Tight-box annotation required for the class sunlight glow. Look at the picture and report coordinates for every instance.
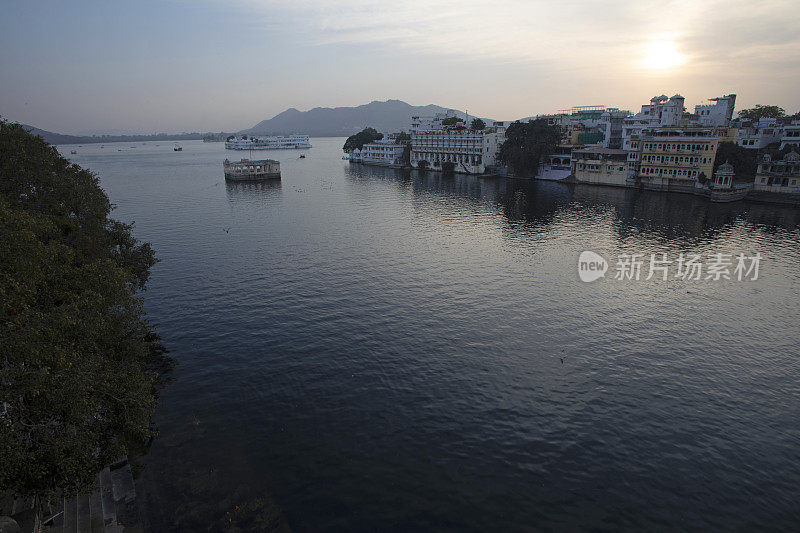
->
[642,39,686,70]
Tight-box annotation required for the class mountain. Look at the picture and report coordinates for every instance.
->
[243,99,493,137]
[17,125,220,145]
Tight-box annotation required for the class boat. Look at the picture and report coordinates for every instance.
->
[70,150,77,155]
[174,144,183,152]
[225,135,311,150]
[298,154,306,159]
[223,158,280,181]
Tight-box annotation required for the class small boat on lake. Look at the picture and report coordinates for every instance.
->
[174,144,183,152]
[70,150,77,155]
[224,158,280,181]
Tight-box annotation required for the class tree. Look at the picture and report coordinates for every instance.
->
[343,127,383,152]
[738,105,786,121]
[471,118,486,131]
[441,161,455,174]
[400,144,411,166]
[441,117,465,127]
[498,119,561,177]
[417,159,429,170]
[0,121,165,507]
[713,141,758,181]
[395,131,411,143]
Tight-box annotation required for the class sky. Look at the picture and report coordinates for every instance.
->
[1,0,799,134]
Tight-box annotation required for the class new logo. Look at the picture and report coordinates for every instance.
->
[578,251,608,282]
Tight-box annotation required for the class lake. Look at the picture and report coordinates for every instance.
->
[59,138,800,531]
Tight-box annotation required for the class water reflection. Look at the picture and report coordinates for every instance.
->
[224,180,282,204]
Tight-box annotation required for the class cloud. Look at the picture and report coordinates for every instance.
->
[230,0,800,84]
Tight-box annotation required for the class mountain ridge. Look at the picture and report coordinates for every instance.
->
[243,99,493,136]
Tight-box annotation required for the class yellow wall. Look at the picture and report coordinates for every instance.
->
[638,128,736,182]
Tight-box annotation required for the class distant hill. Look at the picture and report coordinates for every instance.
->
[243,99,493,137]
[17,125,223,145]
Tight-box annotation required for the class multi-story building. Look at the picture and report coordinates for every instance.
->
[637,126,737,189]
[694,94,737,127]
[779,122,800,150]
[753,151,800,193]
[736,118,783,149]
[358,136,406,166]
[571,147,630,186]
[620,94,687,179]
[410,111,506,174]
[636,94,685,127]
[598,108,633,149]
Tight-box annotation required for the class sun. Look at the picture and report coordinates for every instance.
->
[642,39,686,70]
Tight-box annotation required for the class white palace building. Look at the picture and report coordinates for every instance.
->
[349,136,406,167]
[409,111,506,174]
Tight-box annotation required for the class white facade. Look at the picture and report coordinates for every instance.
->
[225,135,311,150]
[359,137,405,166]
[694,94,737,127]
[737,118,783,149]
[634,94,685,127]
[598,108,633,149]
[780,122,800,150]
[410,112,506,174]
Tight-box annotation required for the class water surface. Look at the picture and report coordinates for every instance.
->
[60,139,800,531]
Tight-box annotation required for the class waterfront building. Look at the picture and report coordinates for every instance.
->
[359,136,406,166]
[620,94,687,180]
[753,151,800,193]
[712,161,735,189]
[779,122,800,150]
[571,147,630,186]
[737,118,783,149]
[225,135,312,150]
[693,94,737,127]
[636,126,737,190]
[410,111,506,174]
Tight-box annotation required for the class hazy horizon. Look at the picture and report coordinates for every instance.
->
[2,0,799,134]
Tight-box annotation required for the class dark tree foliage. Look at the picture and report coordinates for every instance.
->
[471,118,486,131]
[401,144,411,166]
[713,141,758,181]
[738,105,786,121]
[498,119,561,177]
[342,127,383,152]
[441,117,465,126]
[0,120,163,502]
[417,160,429,170]
[441,161,455,174]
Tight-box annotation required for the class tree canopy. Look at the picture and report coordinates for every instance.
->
[738,105,786,121]
[471,118,486,131]
[498,119,561,176]
[441,117,465,127]
[0,120,164,502]
[343,127,383,152]
[713,141,758,182]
